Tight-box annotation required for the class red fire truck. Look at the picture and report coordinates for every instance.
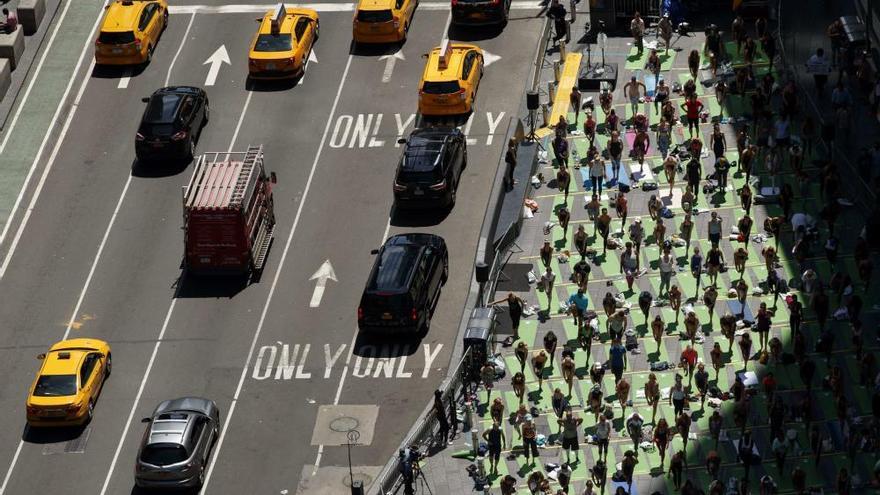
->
[182,145,276,276]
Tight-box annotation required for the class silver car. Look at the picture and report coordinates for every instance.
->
[134,397,220,489]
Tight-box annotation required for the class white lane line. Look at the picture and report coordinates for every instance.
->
[0,0,108,262]
[166,13,197,86]
[97,299,176,495]
[312,219,390,474]
[62,176,133,340]
[169,1,540,13]
[199,54,355,495]
[0,441,23,495]
[117,69,132,89]
[98,84,255,495]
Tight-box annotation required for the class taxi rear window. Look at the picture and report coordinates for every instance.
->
[98,31,135,44]
[422,81,460,94]
[357,9,393,22]
[254,33,293,52]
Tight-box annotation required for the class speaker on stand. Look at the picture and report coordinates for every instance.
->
[525,91,543,148]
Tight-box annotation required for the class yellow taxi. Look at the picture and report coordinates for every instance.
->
[352,0,417,44]
[418,41,483,116]
[248,4,319,80]
[26,339,112,427]
[94,0,168,65]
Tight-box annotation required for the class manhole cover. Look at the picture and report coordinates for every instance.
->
[343,472,374,488]
[329,416,359,432]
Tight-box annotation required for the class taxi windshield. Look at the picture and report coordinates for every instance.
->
[254,33,293,52]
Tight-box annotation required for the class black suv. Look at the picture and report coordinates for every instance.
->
[451,0,510,26]
[393,127,466,209]
[136,86,209,162]
[358,234,449,335]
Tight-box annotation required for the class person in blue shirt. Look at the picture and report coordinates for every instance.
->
[568,287,589,336]
[609,338,628,383]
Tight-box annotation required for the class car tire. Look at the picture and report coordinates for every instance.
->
[86,401,94,424]
[145,44,153,64]
[105,353,112,377]
[315,20,320,40]
[163,9,169,30]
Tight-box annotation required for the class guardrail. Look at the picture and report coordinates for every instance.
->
[531,19,553,93]
[372,347,473,495]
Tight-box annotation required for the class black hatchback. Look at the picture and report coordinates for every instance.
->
[136,86,209,162]
[358,234,448,335]
[451,0,510,26]
[393,127,467,209]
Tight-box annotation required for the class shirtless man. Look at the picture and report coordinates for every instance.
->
[623,76,647,120]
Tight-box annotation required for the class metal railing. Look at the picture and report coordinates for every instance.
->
[372,347,473,495]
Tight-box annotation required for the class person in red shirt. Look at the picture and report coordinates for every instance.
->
[680,345,698,387]
[681,95,704,138]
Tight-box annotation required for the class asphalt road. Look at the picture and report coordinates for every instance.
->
[0,2,543,494]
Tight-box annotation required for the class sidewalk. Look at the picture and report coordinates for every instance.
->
[413,7,880,495]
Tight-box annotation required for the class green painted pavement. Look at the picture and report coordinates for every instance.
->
[0,0,107,231]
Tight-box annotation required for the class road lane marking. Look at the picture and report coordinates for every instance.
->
[117,69,132,89]
[199,54,355,495]
[98,86,256,495]
[166,13,197,86]
[203,45,231,87]
[308,260,336,308]
[379,49,404,83]
[98,299,176,495]
[169,1,540,13]
[311,220,389,475]
[0,0,109,268]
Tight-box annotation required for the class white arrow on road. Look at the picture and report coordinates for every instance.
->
[203,45,231,86]
[482,49,501,67]
[309,260,337,308]
[379,50,405,83]
[298,50,319,85]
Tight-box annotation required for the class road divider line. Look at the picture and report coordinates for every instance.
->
[117,69,132,89]
[166,13,197,86]
[98,299,176,495]
[0,0,108,265]
[199,54,355,495]
[169,1,540,13]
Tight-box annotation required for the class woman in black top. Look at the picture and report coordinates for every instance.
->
[686,158,702,203]
[490,292,523,343]
[710,123,727,161]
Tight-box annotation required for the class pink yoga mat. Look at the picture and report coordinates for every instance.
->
[625,130,650,154]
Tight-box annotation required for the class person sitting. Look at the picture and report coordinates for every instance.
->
[0,8,17,34]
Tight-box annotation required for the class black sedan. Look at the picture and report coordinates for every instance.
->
[451,0,510,26]
[135,86,209,162]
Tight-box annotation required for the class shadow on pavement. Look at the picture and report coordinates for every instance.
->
[131,158,190,178]
[390,204,452,227]
[352,333,425,357]
[173,271,250,299]
[22,424,87,444]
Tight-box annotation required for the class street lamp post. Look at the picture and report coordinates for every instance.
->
[345,429,362,495]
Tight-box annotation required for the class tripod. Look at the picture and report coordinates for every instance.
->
[525,109,545,149]
[412,461,433,495]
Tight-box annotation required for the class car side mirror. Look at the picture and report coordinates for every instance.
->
[421,53,428,59]
[141,97,149,103]
[397,138,407,144]
[36,353,46,360]
[141,417,151,423]
[256,17,263,22]
[370,249,379,255]
[270,172,277,184]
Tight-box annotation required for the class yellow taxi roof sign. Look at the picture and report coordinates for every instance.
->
[437,39,451,71]
[271,3,286,33]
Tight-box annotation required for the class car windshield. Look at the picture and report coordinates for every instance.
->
[33,375,77,397]
[98,31,135,44]
[357,9,393,22]
[422,81,460,94]
[140,444,189,466]
[144,94,181,124]
[254,33,293,52]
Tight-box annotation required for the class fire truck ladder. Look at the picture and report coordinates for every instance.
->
[230,145,263,207]
[252,220,274,273]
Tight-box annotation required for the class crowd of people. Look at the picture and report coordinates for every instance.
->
[451,9,880,495]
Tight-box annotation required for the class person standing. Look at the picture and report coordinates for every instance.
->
[688,49,701,80]
[621,450,638,493]
[806,48,831,96]
[670,450,685,489]
[553,134,569,168]
[755,302,771,351]
[547,0,568,46]
[709,410,723,449]
[557,164,571,202]
[557,205,571,241]
[568,287,589,341]
[659,250,675,297]
[595,414,611,462]
[541,266,556,312]
[771,431,789,475]
[631,11,645,56]
[653,418,671,472]
[625,412,644,457]
[681,95,703,139]
[597,208,611,255]
[615,191,628,231]
[707,211,722,248]
[686,157,702,205]
[558,410,582,463]
[739,429,757,482]
[694,362,709,408]
[658,13,673,53]
[623,76,646,120]
[645,373,661,423]
[589,155,606,196]
[490,292,524,343]
[432,390,450,444]
[609,337,627,383]
[681,213,695,258]
[670,373,686,416]
[608,131,623,181]
[569,86,582,124]
[521,414,540,466]
[676,411,693,455]
[482,422,506,475]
